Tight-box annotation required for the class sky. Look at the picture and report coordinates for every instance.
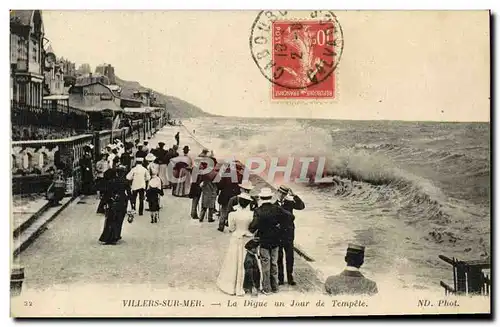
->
[41,10,490,122]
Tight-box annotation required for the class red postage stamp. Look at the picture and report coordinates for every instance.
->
[250,11,343,100]
[271,21,336,100]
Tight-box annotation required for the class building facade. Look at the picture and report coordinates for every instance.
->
[10,10,45,107]
[75,73,110,86]
[133,90,156,107]
[95,63,116,84]
[43,45,65,95]
[77,63,92,76]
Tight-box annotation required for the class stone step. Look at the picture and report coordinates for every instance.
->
[13,196,79,258]
[13,201,51,239]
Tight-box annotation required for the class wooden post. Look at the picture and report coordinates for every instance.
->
[93,131,100,159]
[10,266,24,297]
[467,266,484,295]
[456,262,467,294]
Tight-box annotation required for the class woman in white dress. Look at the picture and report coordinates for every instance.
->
[216,192,258,296]
[173,146,193,197]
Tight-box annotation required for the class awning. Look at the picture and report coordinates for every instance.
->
[71,100,123,112]
[43,95,69,101]
[123,107,152,113]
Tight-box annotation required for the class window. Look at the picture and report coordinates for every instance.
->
[31,39,37,62]
[17,37,27,60]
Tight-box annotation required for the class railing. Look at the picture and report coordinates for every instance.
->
[11,100,89,132]
[11,115,168,196]
[439,255,491,296]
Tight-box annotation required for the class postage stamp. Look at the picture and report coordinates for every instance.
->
[250,11,343,100]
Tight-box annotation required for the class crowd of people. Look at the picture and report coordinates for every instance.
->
[64,130,378,297]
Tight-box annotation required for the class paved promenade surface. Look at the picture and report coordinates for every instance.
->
[18,126,323,296]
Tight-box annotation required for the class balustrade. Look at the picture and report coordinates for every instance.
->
[11,116,165,196]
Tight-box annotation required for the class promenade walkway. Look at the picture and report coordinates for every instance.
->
[17,126,323,297]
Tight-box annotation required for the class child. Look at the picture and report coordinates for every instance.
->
[95,152,109,200]
[146,170,163,223]
[243,239,261,296]
[46,169,66,206]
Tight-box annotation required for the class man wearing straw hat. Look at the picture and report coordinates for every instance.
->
[249,187,293,294]
[324,244,378,296]
[274,185,305,286]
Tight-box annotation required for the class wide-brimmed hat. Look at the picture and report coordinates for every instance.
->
[258,187,274,203]
[238,192,253,201]
[238,181,253,192]
[145,153,156,161]
[277,185,290,194]
[143,141,149,145]
[183,145,190,151]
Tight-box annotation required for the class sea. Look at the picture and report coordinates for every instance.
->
[182,116,490,295]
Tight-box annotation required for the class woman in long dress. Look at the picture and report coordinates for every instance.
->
[99,165,131,245]
[216,193,257,296]
[173,145,193,197]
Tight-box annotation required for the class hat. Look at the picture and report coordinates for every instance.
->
[143,141,149,144]
[117,164,128,171]
[183,145,190,151]
[173,145,179,150]
[277,185,290,194]
[238,192,253,201]
[245,239,260,250]
[201,148,209,153]
[134,139,140,143]
[158,142,165,147]
[239,181,253,192]
[258,187,274,203]
[346,243,365,255]
[145,153,156,161]
[135,157,144,162]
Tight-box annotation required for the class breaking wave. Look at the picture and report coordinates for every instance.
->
[186,118,490,258]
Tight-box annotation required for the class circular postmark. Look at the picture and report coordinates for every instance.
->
[250,10,344,90]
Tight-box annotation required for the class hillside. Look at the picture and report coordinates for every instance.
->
[115,76,213,118]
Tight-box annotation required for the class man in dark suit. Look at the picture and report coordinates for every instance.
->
[120,142,134,171]
[249,188,293,294]
[324,244,378,296]
[135,145,147,160]
[274,185,305,286]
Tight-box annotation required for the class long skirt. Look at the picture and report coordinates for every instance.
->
[99,205,126,244]
[158,164,168,188]
[173,168,191,197]
[216,234,256,296]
